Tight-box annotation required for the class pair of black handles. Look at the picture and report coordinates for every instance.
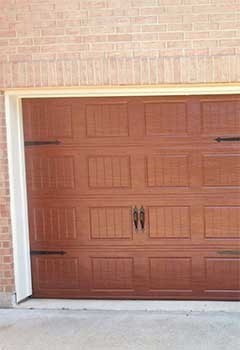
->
[133,206,145,231]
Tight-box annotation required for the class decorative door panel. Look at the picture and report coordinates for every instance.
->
[28,203,78,244]
[142,148,200,194]
[23,99,75,143]
[87,155,131,189]
[202,154,240,188]
[25,148,142,196]
[25,149,78,196]
[146,154,191,188]
[143,149,240,194]
[86,250,197,298]
[79,149,139,195]
[71,98,142,144]
[31,256,81,290]
[147,206,191,239]
[28,199,144,248]
[141,202,198,245]
[148,256,193,294]
[140,195,240,246]
[144,100,188,136]
[84,102,129,137]
[199,97,240,136]
[203,255,240,299]
[204,206,240,239]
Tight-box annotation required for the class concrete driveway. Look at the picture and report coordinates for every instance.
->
[0,309,239,350]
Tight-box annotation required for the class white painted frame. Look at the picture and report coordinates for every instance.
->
[5,83,240,303]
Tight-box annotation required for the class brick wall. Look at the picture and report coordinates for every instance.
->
[0,0,240,305]
[1,0,240,86]
[0,93,14,305]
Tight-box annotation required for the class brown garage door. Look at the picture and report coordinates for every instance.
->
[22,95,240,300]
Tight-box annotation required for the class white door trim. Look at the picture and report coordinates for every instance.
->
[5,95,32,302]
[5,83,240,98]
[4,83,240,303]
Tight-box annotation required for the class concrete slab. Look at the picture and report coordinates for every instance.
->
[15,298,240,313]
[0,308,239,350]
[0,292,14,308]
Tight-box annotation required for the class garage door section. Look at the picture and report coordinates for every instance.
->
[23,96,240,300]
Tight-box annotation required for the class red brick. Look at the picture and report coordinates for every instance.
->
[193,40,218,48]
[142,24,166,32]
[108,34,132,42]
[131,16,157,24]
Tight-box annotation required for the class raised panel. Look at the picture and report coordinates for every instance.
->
[204,207,240,239]
[35,257,79,289]
[201,100,240,134]
[149,257,192,291]
[88,156,131,188]
[26,155,75,190]
[148,206,191,239]
[145,101,187,135]
[23,100,73,139]
[91,257,134,290]
[30,207,77,242]
[86,103,129,137]
[205,258,240,291]
[46,103,73,138]
[90,207,132,239]
[147,155,189,187]
[203,155,240,187]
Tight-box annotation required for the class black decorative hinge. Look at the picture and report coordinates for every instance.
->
[217,250,240,255]
[30,250,66,255]
[215,137,240,142]
[24,140,61,147]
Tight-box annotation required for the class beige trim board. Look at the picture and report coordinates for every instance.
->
[4,83,240,98]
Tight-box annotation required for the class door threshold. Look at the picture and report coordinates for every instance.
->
[14,299,240,313]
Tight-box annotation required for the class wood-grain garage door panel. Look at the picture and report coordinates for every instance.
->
[149,257,192,291]
[144,101,188,135]
[26,152,76,193]
[148,206,191,239]
[90,257,134,291]
[88,156,131,188]
[23,99,74,141]
[204,206,240,239]
[85,102,129,137]
[205,258,240,292]
[23,96,240,300]
[203,154,240,187]
[30,206,77,242]
[146,154,190,187]
[89,207,133,240]
[200,98,240,135]
[32,256,80,290]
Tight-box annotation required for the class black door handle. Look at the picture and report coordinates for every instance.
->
[140,206,145,231]
[133,206,138,231]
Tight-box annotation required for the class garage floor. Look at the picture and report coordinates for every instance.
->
[0,309,239,350]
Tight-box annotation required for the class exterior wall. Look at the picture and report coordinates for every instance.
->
[0,93,14,307]
[0,0,240,306]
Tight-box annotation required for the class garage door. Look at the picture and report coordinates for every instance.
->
[22,96,240,300]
